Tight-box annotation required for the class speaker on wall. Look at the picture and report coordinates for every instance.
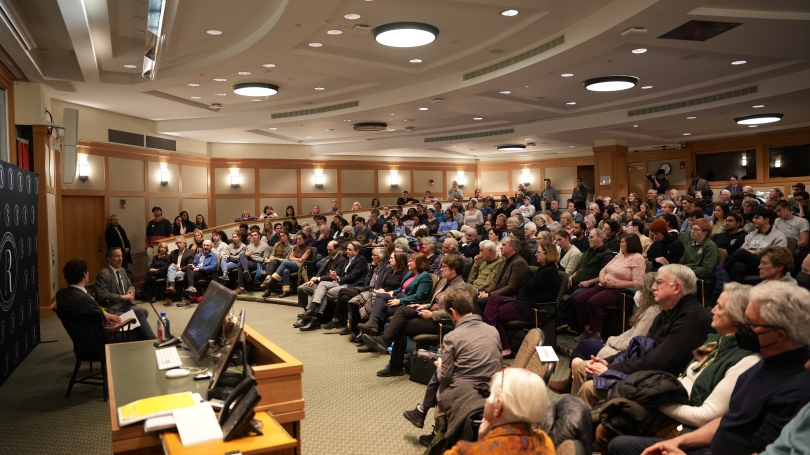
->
[62,108,78,184]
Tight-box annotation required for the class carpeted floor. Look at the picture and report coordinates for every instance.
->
[0,291,573,455]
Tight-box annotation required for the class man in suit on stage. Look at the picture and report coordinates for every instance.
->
[56,257,156,341]
[94,248,156,340]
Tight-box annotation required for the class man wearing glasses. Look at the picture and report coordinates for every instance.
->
[609,281,810,455]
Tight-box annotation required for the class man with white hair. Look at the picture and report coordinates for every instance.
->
[432,238,459,276]
[467,240,504,292]
[568,264,712,404]
[588,203,603,224]
[524,222,538,249]
[181,239,218,298]
[459,225,480,258]
[549,200,562,222]
[609,281,810,455]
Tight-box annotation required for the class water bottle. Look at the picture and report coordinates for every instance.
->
[157,312,164,341]
[163,313,172,339]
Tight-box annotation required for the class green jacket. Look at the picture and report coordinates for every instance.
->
[679,237,718,276]
[606,236,621,253]
[572,245,610,287]
[467,256,504,290]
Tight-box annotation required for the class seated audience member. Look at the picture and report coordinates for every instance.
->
[710,203,729,237]
[466,199,485,228]
[362,254,469,376]
[603,219,622,253]
[572,264,713,407]
[740,200,758,232]
[608,281,810,455]
[573,235,645,342]
[263,222,280,246]
[220,232,246,282]
[480,197,494,222]
[172,216,188,236]
[189,229,205,254]
[549,273,660,394]
[467,240,504,291]
[235,210,258,222]
[519,196,536,223]
[758,246,796,284]
[774,200,810,250]
[712,212,747,256]
[425,208,440,236]
[260,205,278,219]
[447,180,464,201]
[524,222,539,249]
[625,219,652,258]
[180,240,217,300]
[93,249,157,340]
[701,189,715,216]
[571,221,590,252]
[336,225,355,253]
[559,211,575,236]
[459,225,480,258]
[402,287,502,436]
[659,200,675,217]
[194,214,208,230]
[564,228,611,300]
[57,258,156,341]
[792,190,810,223]
[567,200,584,222]
[724,209,788,282]
[262,229,293,278]
[730,192,744,212]
[647,217,685,272]
[234,231,272,295]
[312,224,332,260]
[397,190,419,205]
[422,236,441,270]
[679,219,719,277]
[483,243,562,357]
[261,232,312,298]
[432,238,459,276]
[445,368,554,455]
[687,171,711,198]
[556,230,582,276]
[487,227,503,248]
[422,190,438,203]
[295,240,346,310]
[179,211,196,232]
[164,237,194,303]
[297,242,368,331]
[473,235,529,315]
[144,242,171,302]
[437,210,458,241]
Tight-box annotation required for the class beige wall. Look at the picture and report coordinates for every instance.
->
[341,169,375,193]
[481,170,509,194]
[47,192,59,299]
[648,159,686,186]
[63,154,104,190]
[378,170,410,193]
[109,196,147,275]
[413,170,444,195]
[181,165,208,194]
[215,167,256,194]
[216,198,254,226]
[544,166,575,190]
[182,198,209,225]
[303,197,338,215]
[260,198,298,216]
[108,157,145,192]
[377,197,399,207]
[151,197,180,224]
[446,171,475,195]
[511,168,541,192]
[147,162,179,193]
[259,169,297,194]
[302,168,337,193]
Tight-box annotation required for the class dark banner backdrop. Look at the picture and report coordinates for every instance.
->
[0,160,40,388]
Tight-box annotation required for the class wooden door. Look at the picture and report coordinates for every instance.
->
[60,196,105,288]
[627,164,648,201]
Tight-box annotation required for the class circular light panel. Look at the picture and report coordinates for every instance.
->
[238,71,251,75]
[473,117,482,120]
[409,59,422,63]
[753,105,764,108]
[583,75,638,92]
[373,22,439,48]
[207,30,222,35]
[731,60,747,65]
[418,107,428,111]
[344,13,361,20]
[566,101,576,105]
[309,42,323,47]
[631,48,647,54]
[232,82,279,97]
[499,90,511,94]
[213,78,227,82]
[188,83,199,86]
[561,73,574,77]
[500,9,518,16]
[327,29,343,35]
[263,63,276,68]
[734,113,783,125]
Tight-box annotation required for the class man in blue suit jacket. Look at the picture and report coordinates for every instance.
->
[183,240,218,296]
[300,241,368,331]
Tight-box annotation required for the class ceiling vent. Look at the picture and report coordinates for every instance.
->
[271,101,359,119]
[404,126,416,131]
[424,128,514,143]
[658,20,741,41]
[108,129,176,151]
[353,122,388,131]
[463,35,564,81]
[627,86,757,117]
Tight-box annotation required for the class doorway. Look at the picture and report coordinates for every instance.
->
[575,165,595,202]
[627,164,648,202]
[60,196,105,288]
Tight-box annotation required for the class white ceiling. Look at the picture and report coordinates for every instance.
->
[3,0,810,158]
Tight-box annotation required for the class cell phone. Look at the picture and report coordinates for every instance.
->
[194,372,213,380]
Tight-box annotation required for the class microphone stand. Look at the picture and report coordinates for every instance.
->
[128,268,180,348]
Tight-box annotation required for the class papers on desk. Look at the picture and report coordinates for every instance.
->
[536,346,559,362]
[173,403,224,446]
[117,392,196,427]
[116,309,141,330]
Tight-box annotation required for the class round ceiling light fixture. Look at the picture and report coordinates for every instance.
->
[124,64,137,69]
[352,122,389,132]
[409,58,422,63]
[206,30,222,35]
[344,13,361,20]
[497,144,526,151]
[500,9,518,16]
[631,48,647,54]
[232,82,279,97]
[560,73,574,77]
[583,75,639,92]
[734,113,783,125]
[263,63,276,68]
[327,29,343,35]
[309,42,323,47]
[373,22,439,48]
[238,71,251,76]
[731,60,747,65]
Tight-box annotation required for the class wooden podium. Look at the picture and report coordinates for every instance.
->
[106,324,304,454]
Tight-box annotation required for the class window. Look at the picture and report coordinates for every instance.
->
[695,150,756,181]
[769,144,810,178]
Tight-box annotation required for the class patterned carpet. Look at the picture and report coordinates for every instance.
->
[0,291,574,455]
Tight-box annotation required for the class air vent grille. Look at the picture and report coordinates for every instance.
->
[107,129,176,151]
[463,36,564,81]
[271,101,359,119]
[424,128,515,143]
[628,86,757,117]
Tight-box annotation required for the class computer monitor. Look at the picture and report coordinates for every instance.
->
[180,280,237,362]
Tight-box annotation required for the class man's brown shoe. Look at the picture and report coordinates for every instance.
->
[234,287,246,295]
[162,298,173,306]
[547,377,573,394]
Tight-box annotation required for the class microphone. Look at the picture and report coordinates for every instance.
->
[146,300,181,348]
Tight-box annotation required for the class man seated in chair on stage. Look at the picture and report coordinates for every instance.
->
[91,251,157,341]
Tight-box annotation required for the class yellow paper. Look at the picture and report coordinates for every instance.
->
[118,392,196,427]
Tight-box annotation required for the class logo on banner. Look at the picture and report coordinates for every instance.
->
[16,172,22,193]
[13,205,19,226]
[0,163,4,188]
[0,232,18,311]
[31,207,35,224]
[3,204,8,227]
[34,177,38,195]
[26,175,31,194]
[6,168,11,190]
[0,320,4,345]
[22,206,27,225]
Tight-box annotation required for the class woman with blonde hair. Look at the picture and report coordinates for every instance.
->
[352,201,362,211]
[190,229,205,253]
[669,188,679,201]
[145,242,171,303]
[559,211,575,236]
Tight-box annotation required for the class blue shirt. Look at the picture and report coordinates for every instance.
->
[437,220,458,234]
[434,212,446,223]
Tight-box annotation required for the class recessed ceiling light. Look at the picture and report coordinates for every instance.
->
[753,104,764,108]
[188,83,199,87]
[207,30,222,35]
[683,133,691,136]
[314,87,325,90]
[409,59,422,63]
[641,85,653,89]
[190,96,201,99]
[731,60,747,65]
[123,64,137,69]
[524,138,532,140]
[451,146,456,147]
[687,116,696,119]
[633,125,638,127]
[213,78,227,82]
[344,13,361,20]
[473,117,483,120]
[309,42,323,47]
[500,9,518,16]
[238,71,251,75]
[391,113,395,115]
[561,73,574,77]
[215,93,227,96]
[344,119,351,122]
[583,75,638,92]
[263,63,276,68]
[251,99,261,102]
[499,90,511,94]
[418,107,428,110]
[373,22,439,47]
[387,128,395,131]
[306,136,313,139]
[269,128,277,130]
[569,145,575,147]
[565,101,576,105]
[497,144,525,151]
[748,125,758,128]
[232,82,279,96]
[327,29,343,35]
[735,113,783,125]
[631,48,647,54]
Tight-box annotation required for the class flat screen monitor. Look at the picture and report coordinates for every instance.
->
[181,280,237,361]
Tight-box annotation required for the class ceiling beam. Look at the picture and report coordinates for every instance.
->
[56,0,100,83]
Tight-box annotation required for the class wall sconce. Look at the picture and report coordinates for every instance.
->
[78,163,89,182]
[390,172,400,188]
[230,170,241,188]
[775,159,781,168]
[521,171,531,187]
[741,154,747,166]
[314,171,324,189]
[160,170,169,186]
[456,172,466,188]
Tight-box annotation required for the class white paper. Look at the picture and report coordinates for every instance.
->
[535,346,559,363]
[116,309,141,330]
[144,415,176,432]
[173,402,223,446]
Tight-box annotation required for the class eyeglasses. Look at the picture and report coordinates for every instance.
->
[653,278,677,286]
[744,321,781,331]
